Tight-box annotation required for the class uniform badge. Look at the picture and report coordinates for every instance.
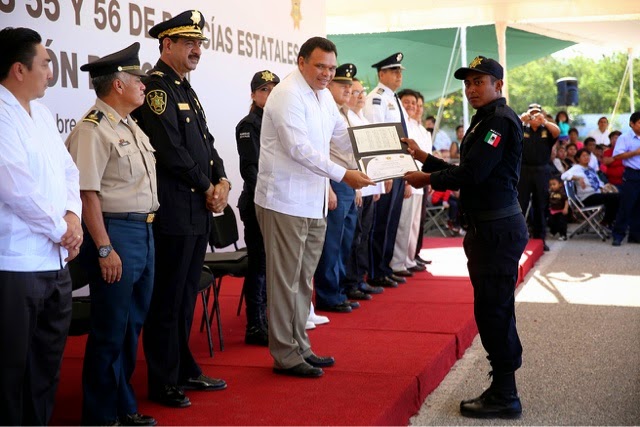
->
[118,139,131,147]
[388,102,396,110]
[178,103,190,111]
[541,130,548,138]
[150,71,164,77]
[261,70,275,82]
[239,131,250,139]
[524,132,530,138]
[376,88,385,95]
[372,98,382,105]
[484,130,502,147]
[82,109,104,125]
[146,90,167,115]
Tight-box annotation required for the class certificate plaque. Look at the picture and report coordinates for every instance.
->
[347,122,419,182]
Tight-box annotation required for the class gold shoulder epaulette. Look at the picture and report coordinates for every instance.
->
[82,109,104,125]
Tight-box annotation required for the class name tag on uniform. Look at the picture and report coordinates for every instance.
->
[118,139,131,147]
[178,103,190,111]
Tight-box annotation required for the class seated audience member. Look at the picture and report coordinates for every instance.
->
[602,130,625,190]
[565,142,578,166]
[587,116,610,146]
[553,145,572,174]
[425,115,452,158]
[431,189,461,234]
[583,137,600,172]
[561,148,620,227]
[568,127,583,149]
[548,177,568,241]
[555,111,570,142]
[450,124,463,160]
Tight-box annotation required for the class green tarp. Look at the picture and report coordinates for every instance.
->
[329,25,574,101]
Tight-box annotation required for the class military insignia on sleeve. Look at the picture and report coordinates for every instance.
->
[82,109,104,125]
[372,98,382,105]
[376,88,385,95]
[484,130,502,147]
[146,90,167,115]
[239,131,251,139]
[150,71,164,77]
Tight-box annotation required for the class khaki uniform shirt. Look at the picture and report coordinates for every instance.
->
[329,105,358,170]
[66,98,159,213]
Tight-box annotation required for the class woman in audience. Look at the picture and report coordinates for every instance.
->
[561,148,620,227]
[565,142,578,166]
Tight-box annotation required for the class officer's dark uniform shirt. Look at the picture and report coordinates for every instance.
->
[235,106,263,213]
[522,124,557,166]
[134,59,226,235]
[421,97,524,216]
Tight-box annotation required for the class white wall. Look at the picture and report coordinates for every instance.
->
[1,0,326,245]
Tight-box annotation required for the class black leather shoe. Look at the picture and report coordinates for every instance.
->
[346,289,371,300]
[415,256,432,265]
[389,274,407,284]
[180,374,227,391]
[304,354,335,367]
[359,282,384,294]
[273,362,323,378]
[347,300,360,309]
[368,276,398,288]
[245,325,268,346]
[392,269,414,277]
[460,389,522,419]
[316,302,352,313]
[543,242,550,251]
[408,264,427,272]
[149,385,191,408]
[120,413,157,426]
[612,239,622,246]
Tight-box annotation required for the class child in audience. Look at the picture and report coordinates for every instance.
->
[431,189,461,235]
[555,111,570,142]
[548,177,569,241]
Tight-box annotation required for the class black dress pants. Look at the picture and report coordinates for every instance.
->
[0,268,72,426]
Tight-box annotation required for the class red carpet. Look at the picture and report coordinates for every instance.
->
[51,237,543,426]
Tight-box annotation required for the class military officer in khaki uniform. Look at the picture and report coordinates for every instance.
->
[66,42,159,426]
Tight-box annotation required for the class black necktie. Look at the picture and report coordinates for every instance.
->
[395,94,408,137]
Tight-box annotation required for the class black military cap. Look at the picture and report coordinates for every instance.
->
[80,42,146,78]
[149,10,208,41]
[250,70,280,92]
[371,52,405,71]
[454,56,503,80]
[333,63,357,84]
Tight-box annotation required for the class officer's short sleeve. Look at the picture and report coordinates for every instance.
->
[363,96,386,123]
[66,123,109,192]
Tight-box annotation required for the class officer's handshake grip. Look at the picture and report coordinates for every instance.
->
[342,170,375,190]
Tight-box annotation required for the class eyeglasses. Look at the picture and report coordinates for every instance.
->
[351,90,365,96]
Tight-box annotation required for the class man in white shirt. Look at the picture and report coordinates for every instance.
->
[0,27,82,426]
[254,37,373,378]
[587,116,610,146]
[363,52,410,288]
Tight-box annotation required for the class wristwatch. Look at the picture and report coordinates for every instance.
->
[98,244,113,258]
[219,177,232,190]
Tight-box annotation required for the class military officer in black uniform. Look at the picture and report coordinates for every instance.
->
[133,10,230,408]
[518,103,560,251]
[235,70,280,346]
[404,56,528,419]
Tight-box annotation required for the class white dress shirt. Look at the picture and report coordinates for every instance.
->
[587,128,610,146]
[0,85,81,271]
[363,83,407,126]
[407,118,433,195]
[255,69,351,219]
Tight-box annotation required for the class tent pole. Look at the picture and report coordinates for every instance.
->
[629,48,635,113]
[495,21,508,103]
[461,26,469,130]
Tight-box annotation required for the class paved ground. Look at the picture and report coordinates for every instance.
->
[410,233,640,426]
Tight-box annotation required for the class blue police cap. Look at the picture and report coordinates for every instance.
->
[80,42,146,78]
[371,52,405,71]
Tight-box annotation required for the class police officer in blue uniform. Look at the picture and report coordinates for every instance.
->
[133,10,230,408]
[235,70,280,345]
[404,56,528,419]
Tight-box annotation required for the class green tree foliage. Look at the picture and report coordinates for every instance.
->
[422,53,640,131]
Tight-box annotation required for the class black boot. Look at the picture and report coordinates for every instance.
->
[460,372,522,419]
[245,324,268,346]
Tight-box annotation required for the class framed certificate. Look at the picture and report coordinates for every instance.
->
[347,122,419,182]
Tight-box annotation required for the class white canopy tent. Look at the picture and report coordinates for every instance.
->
[327,0,640,128]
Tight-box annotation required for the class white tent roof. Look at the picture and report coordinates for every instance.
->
[327,0,640,49]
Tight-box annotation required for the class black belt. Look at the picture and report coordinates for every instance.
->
[103,212,156,223]
[463,203,522,227]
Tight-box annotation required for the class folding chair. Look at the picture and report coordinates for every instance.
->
[564,180,610,241]
[424,204,449,237]
[199,205,249,351]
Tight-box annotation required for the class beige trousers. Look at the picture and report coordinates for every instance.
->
[255,205,327,369]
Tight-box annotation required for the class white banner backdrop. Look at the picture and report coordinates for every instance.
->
[1,0,326,244]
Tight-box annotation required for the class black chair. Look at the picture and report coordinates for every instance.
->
[198,265,216,357]
[200,205,249,351]
[564,180,609,240]
[67,257,91,336]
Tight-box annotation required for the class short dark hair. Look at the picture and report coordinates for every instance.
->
[568,127,579,135]
[575,148,590,160]
[456,125,464,131]
[630,111,640,124]
[583,137,596,146]
[0,27,42,81]
[549,176,562,185]
[91,73,122,98]
[609,130,622,139]
[555,110,568,123]
[298,37,337,61]
[397,89,418,100]
[566,142,577,150]
[425,115,436,122]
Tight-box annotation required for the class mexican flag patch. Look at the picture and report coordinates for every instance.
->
[484,130,502,147]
